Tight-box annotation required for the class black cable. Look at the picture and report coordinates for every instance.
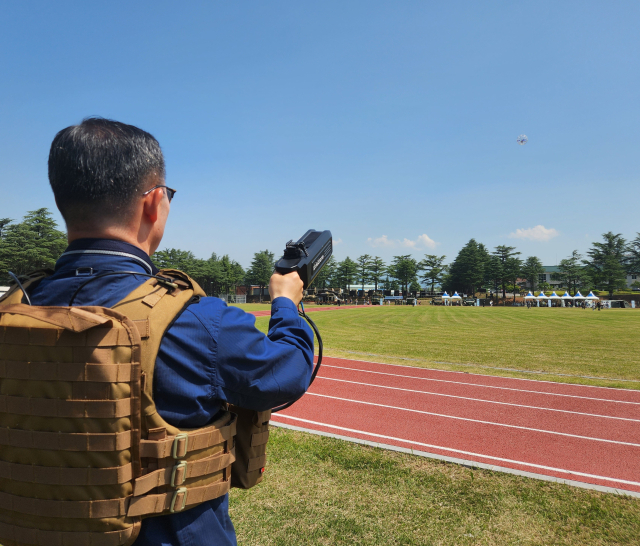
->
[8,272,32,306]
[68,271,179,306]
[271,308,322,413]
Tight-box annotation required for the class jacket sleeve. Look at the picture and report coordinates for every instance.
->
[212,297,314,410]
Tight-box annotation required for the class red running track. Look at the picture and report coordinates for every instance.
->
[271,357,640,496]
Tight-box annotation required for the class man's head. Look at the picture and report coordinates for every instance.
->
[49,117,171,254]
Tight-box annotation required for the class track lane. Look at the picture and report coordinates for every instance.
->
[275,414,640,492]
[274,395,640,492]
[310,379,640,442]
[321,364,640,417]
[314,368,640,425]
[317,375,640,423]
[321,360,640,404]
[271,357,640,494]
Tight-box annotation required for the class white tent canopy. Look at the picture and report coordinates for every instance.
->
[524,292,536,299]
[561,292,573,299]
[442,292,451,299]
[451,292,462,299]
[536,291,549,299]
[549,291,561,299]
[573,291,585,299]
[586,291,600,300]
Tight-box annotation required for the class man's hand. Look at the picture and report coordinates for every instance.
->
[269,271,304,306]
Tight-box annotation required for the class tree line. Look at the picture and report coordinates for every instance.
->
[0,209,278,300]
[304,232,640,300]
[1,209,639,299]
[441,233,640,299]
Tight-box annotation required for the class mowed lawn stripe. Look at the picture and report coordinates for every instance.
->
[254,306,640,388]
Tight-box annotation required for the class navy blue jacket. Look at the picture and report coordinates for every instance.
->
[28,239,314,546]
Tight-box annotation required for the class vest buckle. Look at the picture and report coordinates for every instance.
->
[172,433,189,459]
[171,461,188,487]
[170,487,188,513]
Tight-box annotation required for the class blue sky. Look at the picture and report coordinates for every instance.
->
[1,2,638,269]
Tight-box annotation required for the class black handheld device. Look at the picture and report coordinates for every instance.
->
[274,229,332,289]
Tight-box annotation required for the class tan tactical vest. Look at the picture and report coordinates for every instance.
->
[0,270,243,546]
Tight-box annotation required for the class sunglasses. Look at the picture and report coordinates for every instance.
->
[142,185,177,202]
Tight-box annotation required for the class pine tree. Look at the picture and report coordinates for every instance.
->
[356,254,373,290]
[483,255,502,296]
[246,250,274,302]
[504,256,523,301]
[153,249,198,271]
[627,233,640,276]
[444,239,485,295]
[0,208,67,283]
[389,255,418,295]
[555,251,588,295]
[335,257,358,291]
[368,257,386,292]
[584,232,628,298]
[521,256,544,293]
[153,248,233,296]
[492,245,520,299]
[418,254,447,293]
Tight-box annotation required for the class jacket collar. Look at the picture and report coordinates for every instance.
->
[60,239,159,274]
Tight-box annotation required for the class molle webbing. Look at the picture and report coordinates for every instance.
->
[229,405,271,489]
[0,270,236,546]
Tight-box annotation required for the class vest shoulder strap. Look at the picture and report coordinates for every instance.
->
[111,269,205,437]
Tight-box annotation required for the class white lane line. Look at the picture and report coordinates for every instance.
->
[305,393,640,447]
[273,421,640,498]
[323,364,640,405]
[325,357,640,392]
[317,377,640,422]
[272,414,640,488]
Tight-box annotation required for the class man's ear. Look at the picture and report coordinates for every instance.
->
[142,188,165,224]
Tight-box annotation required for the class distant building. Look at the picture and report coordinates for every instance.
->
[538,266,563,288]
[235,285,266,296]
[522,267,639,290]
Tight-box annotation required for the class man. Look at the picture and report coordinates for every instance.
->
[29,117,314,545]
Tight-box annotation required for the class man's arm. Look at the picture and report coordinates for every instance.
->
[153,272,314,425]
[214,285,314,410]
[219,271,312,410]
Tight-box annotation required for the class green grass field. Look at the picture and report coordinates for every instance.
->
[252,306,640,389]
[230,305,640,545]
[230,428,640,546]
